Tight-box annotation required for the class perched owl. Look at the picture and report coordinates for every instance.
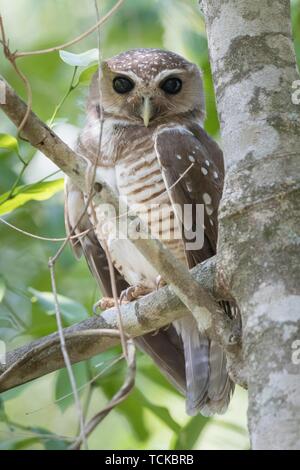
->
[65,48,234,416]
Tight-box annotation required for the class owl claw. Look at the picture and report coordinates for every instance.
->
[120,285,153,303]
[93,297,117,312]
[156,275,166,291]
[151,329,160,336]
[94,285,154,311]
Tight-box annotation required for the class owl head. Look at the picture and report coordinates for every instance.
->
[89,48,205,127]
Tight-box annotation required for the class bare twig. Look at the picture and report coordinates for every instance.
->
[0,75,239,350]
[0,0,124,133]
[0,217,91,243]
[0,15,32,134]
[0,257,245,394]
[69,338,136,450]
[25,354,124,416]
[12,0,124,58]
[91,0,129,360]
[48,67,79,128]
[48,258,88,450]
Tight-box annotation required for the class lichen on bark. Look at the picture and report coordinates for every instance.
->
[201,0,300,450]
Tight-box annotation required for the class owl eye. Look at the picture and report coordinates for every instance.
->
[160,77,182,95]
[113,76,135,94]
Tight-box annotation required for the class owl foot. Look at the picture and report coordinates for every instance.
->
[156,275,167,291]
[120,285,153,303]
[150,323,170,336]
[93,297,129,312]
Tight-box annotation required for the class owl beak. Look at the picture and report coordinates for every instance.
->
[142,96,152,127]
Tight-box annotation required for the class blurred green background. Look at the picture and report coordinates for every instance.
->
[0,0,299,451]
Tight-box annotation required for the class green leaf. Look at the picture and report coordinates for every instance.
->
[0,134,19,154]
[55,362,90,412]
[100,379,149,442]
[0,437,41,450]
[29,426,70,450]
[133,388,181,434]
[0,382,31,401]
[139,359,182,396]
[60,49,99,67]
[29,288,89,326]
[77,65,98,86]
[0,179,64,216]
[26,308,59,338]
[44,438,69,450]
[101,374,180,438]
[0,275,6,302]
[118,397,150,442]
[0,425,70,450]
[0,397,8,423]
[172,415,210,450]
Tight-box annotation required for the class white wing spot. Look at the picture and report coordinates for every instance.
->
[188,155,195,163]
[186,182,193,193]
[203,193,212,205]
[205,160,210,167]
[201,167,208,175]
[209,218,214,226]
[176,154,182,160]
[213,171,218,179]
[206,206,213,216]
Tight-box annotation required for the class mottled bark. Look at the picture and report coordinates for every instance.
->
[201,0,300,450]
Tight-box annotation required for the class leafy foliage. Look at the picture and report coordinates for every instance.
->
[3,0,292,450]
[0,179,64,216]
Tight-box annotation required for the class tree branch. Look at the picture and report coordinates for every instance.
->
[0,74,241,359]
[0,257,242,393]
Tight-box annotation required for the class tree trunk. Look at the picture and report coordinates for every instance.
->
[201,0,300,449]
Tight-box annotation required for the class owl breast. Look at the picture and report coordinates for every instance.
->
[94,126,187,288]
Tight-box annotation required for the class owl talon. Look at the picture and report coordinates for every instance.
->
[156,275,167,291]
[93,297,116,312]
[151,329,160,336]
[120,285,153,303]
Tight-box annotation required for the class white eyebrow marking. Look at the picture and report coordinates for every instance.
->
[154,68,186,83]
[110,69,140,82]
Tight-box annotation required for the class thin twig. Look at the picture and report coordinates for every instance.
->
[48,258,88,450]
[13,0,124,58]
[25,354,124,416]
[48,67,79,128]
[0,0,124,135]
[0,15,32,134]
[69,338,136,450]
[0,217,91,243]
[92,0,129,360]
[104,162,195,225]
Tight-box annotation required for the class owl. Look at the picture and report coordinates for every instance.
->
[65,48,234,416]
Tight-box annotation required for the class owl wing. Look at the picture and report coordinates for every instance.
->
[152,124,234,416]
[64,177,128,297]
[154,124,224,267]
[65,176,187,395]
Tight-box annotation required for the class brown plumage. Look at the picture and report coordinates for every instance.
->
[65,48,234,416]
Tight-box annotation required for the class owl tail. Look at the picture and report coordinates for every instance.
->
[173,316,234,416]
